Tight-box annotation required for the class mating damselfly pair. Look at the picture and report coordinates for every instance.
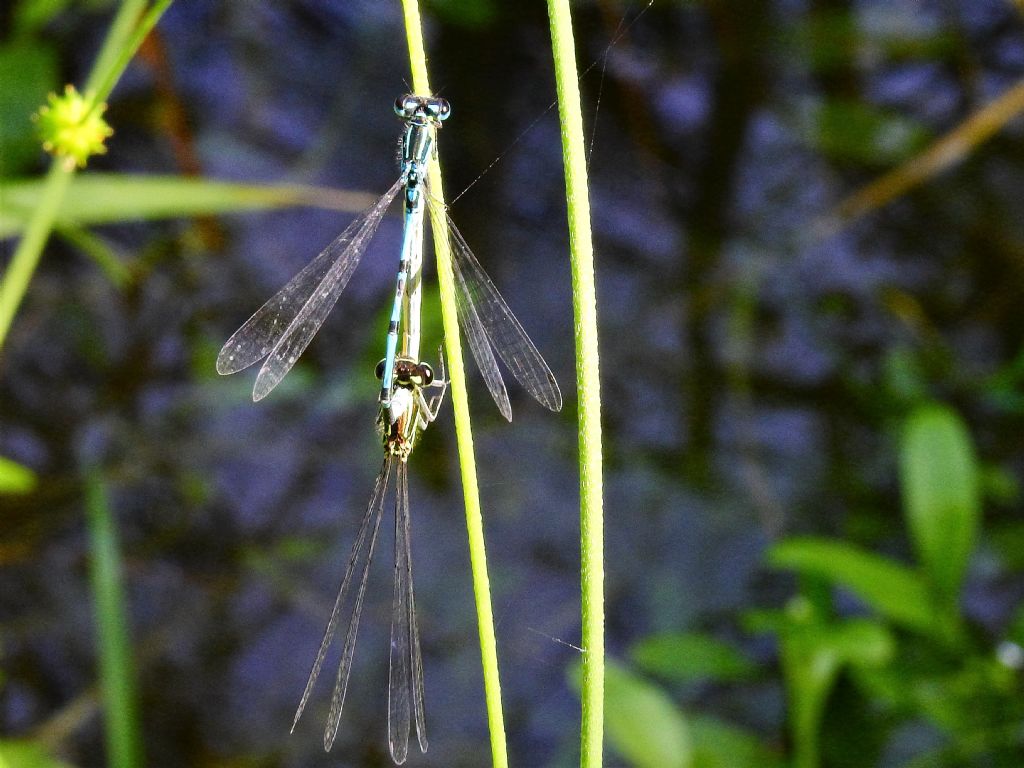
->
[217,94,561,763]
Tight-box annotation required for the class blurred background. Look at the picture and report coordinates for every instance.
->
[3,1,1024,766]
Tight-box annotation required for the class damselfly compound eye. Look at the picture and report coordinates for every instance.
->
[425,98,450,121]
[395,94,420,118]
[375,359,386,380]
[420,363,434,386]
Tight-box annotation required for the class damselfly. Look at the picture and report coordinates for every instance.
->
[216,95,562,421]
[218,95,561,762]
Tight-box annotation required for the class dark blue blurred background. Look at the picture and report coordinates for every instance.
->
[4,1,1024,766]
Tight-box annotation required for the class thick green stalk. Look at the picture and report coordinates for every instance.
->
[545,2,605,766]
[0,0,174,353]
[400,3,509,767]
[85,469,143,768]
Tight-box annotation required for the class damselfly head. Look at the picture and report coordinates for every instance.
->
[390,357,433,388]
[394,94,451,125]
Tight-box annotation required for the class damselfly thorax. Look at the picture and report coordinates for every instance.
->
[376,355,446,462]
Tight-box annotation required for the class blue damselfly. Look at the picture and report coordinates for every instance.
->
[217,95,561,762]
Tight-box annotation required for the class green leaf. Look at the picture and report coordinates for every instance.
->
[806,617,893,668]
[0,455,37,494]
[989,520,1024,570]
[689,716,784,768]
[630,632,755,683]
[809,99,929,165]
[780,615,893,768]
[900,403,980,602]
[604,660,693,768]
[14,0,73,37]
[0,40,59,174]
[85,470,141,768]
[791,10,958,75]
[0,174,377,238]
[768,538,936,635]
[0,739,74,768]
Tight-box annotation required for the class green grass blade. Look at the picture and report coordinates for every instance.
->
[85,468,143,768]
[400,3,508,766]
[545,2,606,766]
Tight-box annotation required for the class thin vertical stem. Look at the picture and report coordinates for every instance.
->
[85,469,143,768]
[545,2,606,766]
[400,3,509,767]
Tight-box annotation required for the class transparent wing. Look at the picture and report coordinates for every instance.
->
[388,464,412,764]
[290,457,391,747]
[405,466,428,753]
[427,198,562,418]
[452,263,511,421]
[388,464,428,760]
[321,456,391,751]
[217,178,403,399]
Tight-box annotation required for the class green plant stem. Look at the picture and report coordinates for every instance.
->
[90,0,176,106]
[0,161,72,349]
[85,0,150,95]
[85,468,142,768]
[56,224,131,288]
[0,0,174,353]
[545,2,606,766]
[400,3,509,767]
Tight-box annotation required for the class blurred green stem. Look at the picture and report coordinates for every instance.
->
[400,3,509,767]
[90,0,175,107]
[545,2,606,767]
[0,161,72,349]
[86,0,150,96]
[85,469,143,768]
[0,0,173,353]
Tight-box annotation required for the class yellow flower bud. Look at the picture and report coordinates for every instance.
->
[32,85,114,169]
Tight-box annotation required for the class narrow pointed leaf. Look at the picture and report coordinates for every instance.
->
[0,174,377,238]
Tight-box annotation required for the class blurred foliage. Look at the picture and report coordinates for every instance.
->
[629,631,755,683]
[603,659,693,768]
[0,740,74,768]
[0,175,372,238]
[0,455,37,494]
[426,0,498,28]
[600,401,1023,768]
[0,41,58,174]
[84,470,141,768]
[806,100,929,166]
